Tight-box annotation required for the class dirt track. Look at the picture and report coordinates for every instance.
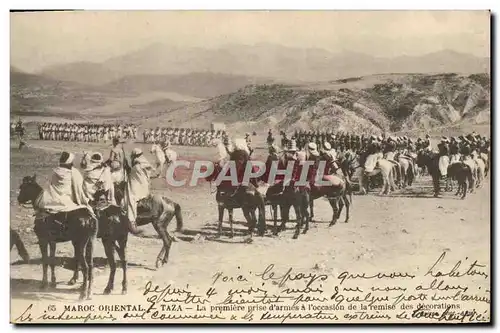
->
[10,140,491,323]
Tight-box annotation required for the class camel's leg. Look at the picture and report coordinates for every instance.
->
[102,238,116,295]
[49,242,57,288]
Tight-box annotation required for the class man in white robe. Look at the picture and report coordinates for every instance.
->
[122,148,153,231]
[108,138,125,184]
[82,152,116,205]
[36,152,91,215]
[161,141,178,179]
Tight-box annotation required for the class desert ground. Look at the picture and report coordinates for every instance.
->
[9,135,490,323]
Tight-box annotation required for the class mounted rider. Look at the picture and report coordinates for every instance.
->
[422,134,433,151]
[319,141,340,176]
[122,148,154,233]
[107,137,126,185]
[82,152,116,206]
[266,129,274,146]
[301,142,321,192]
[35,152,92,217]
[245,133,254,156]
[437,137,451,177]
[262,143,291,199]
[161,140,178,178]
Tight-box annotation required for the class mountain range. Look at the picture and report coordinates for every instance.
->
[10,43,490,136]
[36,43,490,86]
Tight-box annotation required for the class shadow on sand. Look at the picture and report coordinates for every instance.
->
[11,255,152,270]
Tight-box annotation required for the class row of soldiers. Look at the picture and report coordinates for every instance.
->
[143,127,227,147]
[436,133,490,156]
[267,129,431,154]
[268,128,490,158]
[38,122,138,142]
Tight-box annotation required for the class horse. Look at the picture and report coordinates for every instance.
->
[471,151,486,188]
[383,151,403,188]
[150,143,167,178]
[360,153,396,195]
[480,151,490,177]
[416,150,442,197]
[261,152,307,238]
[206,140,266,238]
[462,156,477,191]
[396,154,415,188]
[17,175,97,300]
[300,151,352,227]
[62,186,128,295]
[337,150,359,181]
[94,190,129,294]
[447,163,474,199]
[10,228,30,263]
[122,191,184,268]
[207,140,236,237]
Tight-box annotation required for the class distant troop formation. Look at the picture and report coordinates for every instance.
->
[266,129,490,156]
[143,127,227,147]
[37,122,138,142]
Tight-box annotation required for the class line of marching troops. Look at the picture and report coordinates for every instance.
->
[37,122,138,142]
[266,129,490,156]
[143,127,228,147]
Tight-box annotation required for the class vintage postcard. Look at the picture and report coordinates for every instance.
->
[10,10,491,324]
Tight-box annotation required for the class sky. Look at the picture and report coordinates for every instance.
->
[10,10,491,73]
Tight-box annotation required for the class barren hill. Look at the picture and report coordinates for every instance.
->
[139,73,490,136]
[10,67,136,118]
[40,61,122,86]
[102,72,274,98]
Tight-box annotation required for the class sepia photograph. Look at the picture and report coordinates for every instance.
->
[9,10,491,324]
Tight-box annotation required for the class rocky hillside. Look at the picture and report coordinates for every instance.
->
[144,73,490,136]
[102,72,274,98]
[11,66,490,136]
